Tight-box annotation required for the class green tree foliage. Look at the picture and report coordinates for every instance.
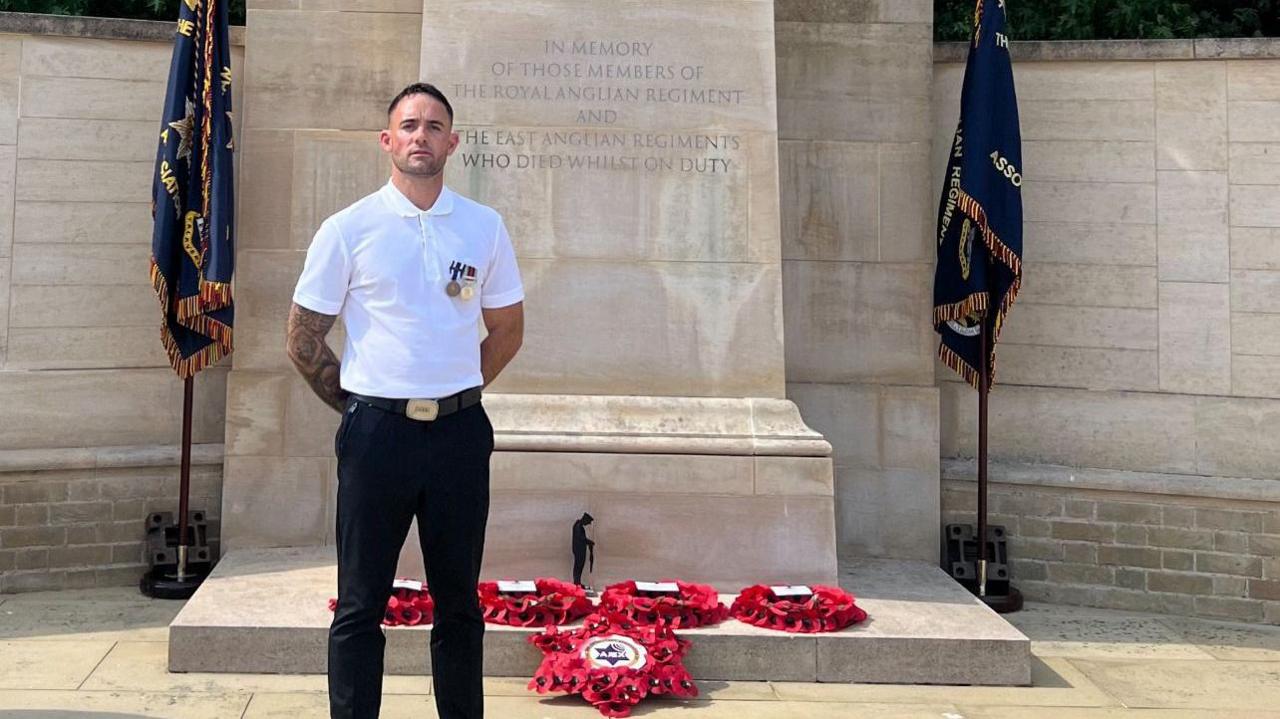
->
[0,0,246,25]
[936,0,1277,41]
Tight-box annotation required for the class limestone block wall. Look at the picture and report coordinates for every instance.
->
[0,15,241,592]
[775,0,941,562]
[934,39,1280,624]
[220,0,423,551]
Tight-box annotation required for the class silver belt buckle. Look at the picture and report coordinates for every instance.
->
[405,399,440,422]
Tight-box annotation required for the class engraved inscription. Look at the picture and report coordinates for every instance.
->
[451,37,749,176]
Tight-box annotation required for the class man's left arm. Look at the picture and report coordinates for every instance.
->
[481,302,523,387]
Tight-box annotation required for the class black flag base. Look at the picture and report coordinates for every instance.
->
[139,510,213,600]
[979,586,1024,614]
[944,523,1024,614]
[140,562,209,600]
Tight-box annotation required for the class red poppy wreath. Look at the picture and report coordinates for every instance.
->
[477,578,593,627]
[599,580,729,628]
[729,584,867,633]
[327,578,435,627]
[528,612,697,718]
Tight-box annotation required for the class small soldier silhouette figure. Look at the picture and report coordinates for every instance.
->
[572,512,595,587]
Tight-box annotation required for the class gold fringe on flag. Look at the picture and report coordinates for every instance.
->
[150,259,233,379]
[941,187,1023,390]
[939,342,980,389]
[933,290,989,326]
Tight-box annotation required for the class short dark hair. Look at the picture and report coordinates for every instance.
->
[387,82,454,122]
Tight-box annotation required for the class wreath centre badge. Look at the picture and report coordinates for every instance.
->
[582,635,648,670]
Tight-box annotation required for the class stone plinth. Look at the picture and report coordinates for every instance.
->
[169,546,1032,686]
[398,395,836,587]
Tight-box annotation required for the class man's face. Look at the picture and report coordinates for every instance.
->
[380,93,458,178]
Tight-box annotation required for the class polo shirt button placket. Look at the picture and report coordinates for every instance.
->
[419,215,435,280]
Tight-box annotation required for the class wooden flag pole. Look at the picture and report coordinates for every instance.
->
[177,376,194,581]
[977,320,990,597]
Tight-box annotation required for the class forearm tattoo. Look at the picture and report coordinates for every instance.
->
[286,304,348,413]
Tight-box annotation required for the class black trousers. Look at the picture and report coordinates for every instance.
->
[328,396,493,719]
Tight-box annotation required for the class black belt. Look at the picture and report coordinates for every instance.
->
[349,387,482,422]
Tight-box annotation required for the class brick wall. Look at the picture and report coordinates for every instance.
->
[0,463,222,593]
[943,479,1280,625]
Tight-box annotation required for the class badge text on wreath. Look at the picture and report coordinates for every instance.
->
[583,635,648,670]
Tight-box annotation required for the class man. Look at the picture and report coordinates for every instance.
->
[286,82,524,719]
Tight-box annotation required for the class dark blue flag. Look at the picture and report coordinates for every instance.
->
[934,0,1023,388]
[151,0,235,378]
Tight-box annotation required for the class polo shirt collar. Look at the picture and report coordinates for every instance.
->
[382,180,455,217]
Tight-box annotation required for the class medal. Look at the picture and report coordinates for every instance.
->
[446,260,466,297]
[460,264,478,301]
[447,260,478,300]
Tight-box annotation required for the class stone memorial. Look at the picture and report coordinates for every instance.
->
[169,1,1030,687]
[223,0,838,587]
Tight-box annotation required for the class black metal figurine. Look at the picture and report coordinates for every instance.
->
[572,512,595,587]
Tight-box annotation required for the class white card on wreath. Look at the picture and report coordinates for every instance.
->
[770,584,813,597]
[635,581,679,593]
[393,579,424,592]
[498,580,537,593]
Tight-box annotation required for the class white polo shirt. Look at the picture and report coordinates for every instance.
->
[292,181,524,399]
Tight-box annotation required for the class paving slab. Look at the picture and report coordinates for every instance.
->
[960,708,1280,719]
[0,640,116,690]
[1071,658,1280,711]
[772,656,1117,707]
[0,595,180,642]
[0,689,251,717]
[242,692,427,718]
[483,697,965,719]
[0,587,147,603]
[79,640,433,696]
[242,692,964,719]
[169,547,1031,686]
[1158,615,1280,661]
[1005,603,1214,660]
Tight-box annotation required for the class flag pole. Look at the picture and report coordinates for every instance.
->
[177,376,194,580]
[141,0,229,599]
[141,373,207,598]
[977,319,990,597]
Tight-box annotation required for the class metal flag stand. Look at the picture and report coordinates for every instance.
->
[139,377,212,599]
[974,319,1022,613]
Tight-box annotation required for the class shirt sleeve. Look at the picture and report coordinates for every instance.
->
[481,217,525,309]
[292,219,351,316]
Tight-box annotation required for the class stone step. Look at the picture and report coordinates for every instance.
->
[168,546,1031,686]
